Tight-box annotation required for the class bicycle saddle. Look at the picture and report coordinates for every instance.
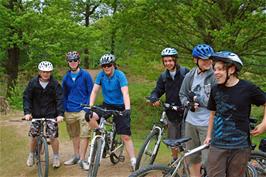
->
[163,137,192,147]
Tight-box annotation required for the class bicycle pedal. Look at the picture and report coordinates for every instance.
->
[119,155,125,162]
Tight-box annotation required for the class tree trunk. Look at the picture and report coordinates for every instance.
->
[6,46,20,97]
[83,3,90,69]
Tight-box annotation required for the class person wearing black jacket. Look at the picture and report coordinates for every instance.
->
[23,61,64,168]
[149,48,189,162]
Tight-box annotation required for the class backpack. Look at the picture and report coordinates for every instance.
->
[259,138,266,152]
[161,67,188,83]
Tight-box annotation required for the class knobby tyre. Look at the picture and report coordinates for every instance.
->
[249,150,266,176]
[110,130,125,164]
[36,136,49,177]
[135,129,160,170]
[88,138,103,177]
[245,163,258,177]
[129,164,178,177]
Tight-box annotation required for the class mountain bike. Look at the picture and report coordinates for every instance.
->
[130,137,257,177]
[135,97,188,170]
[249,117,266,176]
[23,118,56,177]
[85,105,125,177]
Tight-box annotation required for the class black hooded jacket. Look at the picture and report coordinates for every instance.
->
[23,76,64,118]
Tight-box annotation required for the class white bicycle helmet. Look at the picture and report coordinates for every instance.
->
[38,61,53,71]
[100,54,116,65]
[161,48,178,57]
[210,51,243,71]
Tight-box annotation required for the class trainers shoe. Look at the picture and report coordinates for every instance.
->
[53,156,60,168]
[64,155,80,165]
[79,160,90,171]
[26,153,34,167]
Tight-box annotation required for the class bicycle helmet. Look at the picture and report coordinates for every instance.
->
[210,51,243,71]
[100,54,115,65]
[192,44,214,60]
[38,61,53,71]
[161,48,178,57]
[66,51,80,61]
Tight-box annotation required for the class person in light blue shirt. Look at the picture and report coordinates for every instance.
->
[85,53,136,171]
[179,44,216,177]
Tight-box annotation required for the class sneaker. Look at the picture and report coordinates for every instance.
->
[64,155,80,165]
[26,153,34,167]
[79,160,90,171]
[130,163,136,172]
[53,156,60,168]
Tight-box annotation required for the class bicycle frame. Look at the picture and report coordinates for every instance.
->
[169,143,210,177]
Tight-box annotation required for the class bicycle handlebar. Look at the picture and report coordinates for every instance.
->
[80,104,123,117]
[146,96,184,112]
[22,118,57,122]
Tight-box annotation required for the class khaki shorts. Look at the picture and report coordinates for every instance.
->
[64,111,91,138]
[185,122,208,166]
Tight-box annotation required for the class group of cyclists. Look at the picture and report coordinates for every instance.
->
[23,43,266,177]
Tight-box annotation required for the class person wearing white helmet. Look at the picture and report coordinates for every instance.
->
[62,51,94,170]
[23,61,64,168]
[148,47,189,163]
[204,51,266,177]
[85,53,137,171]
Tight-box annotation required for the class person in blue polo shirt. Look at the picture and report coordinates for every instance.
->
[62,51,93,170]
[85,53,136,171]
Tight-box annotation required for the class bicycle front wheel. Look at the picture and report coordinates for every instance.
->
[129,164,178,177]
[245,163,258,177]
[135,129,161,170]
[36,137,49,177]
[249,150,266,176]
[88,138,103,177]
[110,130,125,164]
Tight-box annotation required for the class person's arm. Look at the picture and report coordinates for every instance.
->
[89,84,101,106]
[251,103,266,136]
[204,111,215,144]
[55,81,64,122]
[23,80,33,120]
[121,86,130,110]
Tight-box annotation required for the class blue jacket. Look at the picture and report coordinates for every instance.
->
[62,68,93,112]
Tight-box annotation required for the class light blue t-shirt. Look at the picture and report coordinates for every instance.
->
[95,69,128,105]
[186,71,211,126]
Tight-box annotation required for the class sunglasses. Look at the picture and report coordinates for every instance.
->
[68,59,79,63]
[101,64,112,68]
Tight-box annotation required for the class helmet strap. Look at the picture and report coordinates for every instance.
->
[196,59,208,74]
[68,64,80,72]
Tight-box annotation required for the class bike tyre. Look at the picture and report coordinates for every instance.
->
[245,163,258,177]
[36,137,49,177]
[129,164,178,177]
[88,138,103,177]
[249,150,266,176]
[135,129,160,170]
[110,130,124,164]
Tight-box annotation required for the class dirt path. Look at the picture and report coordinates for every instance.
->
[0,112,132,177]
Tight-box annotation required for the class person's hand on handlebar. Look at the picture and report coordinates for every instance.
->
[122,109,131,117]
[84,107,93,122]
[56,116,64,123]
[152,101,161,107]
[24,114,32,121]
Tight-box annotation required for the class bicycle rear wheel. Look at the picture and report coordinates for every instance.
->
[249,150,266,176]
[135,129,160,170]
[129,164,178,177]
[88,138,103,177]
[36,137,49,177]
[110,130,125,164]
